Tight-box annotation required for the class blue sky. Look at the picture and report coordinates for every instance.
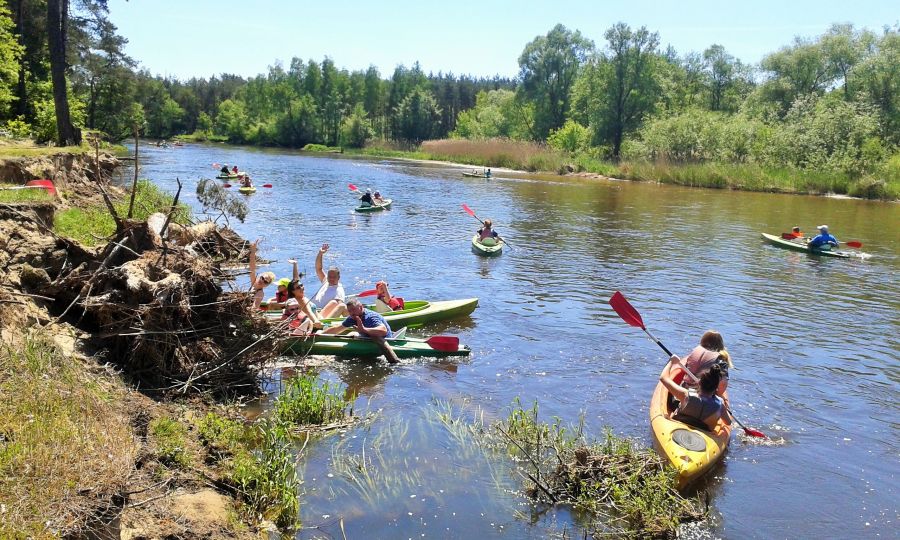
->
[107,0,897,80]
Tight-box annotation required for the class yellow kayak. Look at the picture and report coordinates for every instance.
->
[649,368,732,489]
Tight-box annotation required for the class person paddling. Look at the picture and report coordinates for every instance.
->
[220,163,230,175]
[476,219,502,245]
[808,225,839,250]
[660,355,724,432]
[677,330,732,397]
[359,188,374,207]
[322,298,400,363]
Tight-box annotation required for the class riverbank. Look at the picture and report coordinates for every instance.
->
[332,139,900,201]
[0,149,290,537]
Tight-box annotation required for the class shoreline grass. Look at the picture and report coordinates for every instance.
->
[344,138,899,201]
[0,335,136,537]
[54,179,191,246]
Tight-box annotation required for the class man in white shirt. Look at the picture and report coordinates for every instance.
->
[311,243,347,318]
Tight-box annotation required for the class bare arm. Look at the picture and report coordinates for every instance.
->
[660,356,689,403]
[289,259,298,282]
[315,244,328,282]
[248,240,258,289]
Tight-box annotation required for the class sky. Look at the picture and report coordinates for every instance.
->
[106,0,897,81]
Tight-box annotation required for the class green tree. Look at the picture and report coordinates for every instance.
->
[215,98,248,142]
[394,87,441,144]
[855,27,900,144]
[574,23,660,159]
[517,24,593,139]
[547,119,590,153]
[47,0,83,144]
[703,44,752,112]
[339,103,372,148]
[0,5,24,115]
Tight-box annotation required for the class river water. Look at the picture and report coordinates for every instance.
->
[127,143,898,539]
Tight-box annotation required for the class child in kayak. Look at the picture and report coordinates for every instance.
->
[373,191,385,205]
[660,355,724,431]
[375,280,404,311]
[232,165,239,174]
[789,226,804,239]
[477,219,502,245]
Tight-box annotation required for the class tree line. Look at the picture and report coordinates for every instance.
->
[0,2,896,179]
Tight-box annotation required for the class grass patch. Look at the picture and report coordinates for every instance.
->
[231,420,300,528]
[174,132,228,143]
[301,143,342,152]
[198,412,247,457]
[0,183,53,203]
[54,179,191,246]
[272,373,354,427]
[149,416,192,468]
[0,335,135,537]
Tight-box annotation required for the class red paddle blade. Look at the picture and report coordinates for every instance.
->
[845,241,862,248]
[356,289,379,298]
[262,184,273,188]
[222,183,232,188]
[348,183,359,191]
[425,335,460,351]
[212,162,220,169]
[742,426,767,438]
[609,291,645,329]
[462,203,476,217]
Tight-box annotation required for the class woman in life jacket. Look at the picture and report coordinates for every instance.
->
[660,355,724,432]
[676,330,733,397]
[375,280,404,310]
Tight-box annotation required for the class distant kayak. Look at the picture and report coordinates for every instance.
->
[238,186,257,194]
[760,233,851,258]
[216,171,247,179]
[462,172,491,178]
[471,234,503,256]
[355,198,392,212]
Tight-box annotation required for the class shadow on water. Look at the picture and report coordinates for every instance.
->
[126,143,900,539]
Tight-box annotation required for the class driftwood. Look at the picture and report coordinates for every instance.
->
[36,211,270,396]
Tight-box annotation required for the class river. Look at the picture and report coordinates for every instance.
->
[125,143,898,539]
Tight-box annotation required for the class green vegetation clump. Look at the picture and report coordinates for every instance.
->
[272,373,353,427]
[301,143,341,152]
[54,179,191,245]
[149,416,192,467]
[231,421,300,528]
[0,183,53,203]
[443,399,705,538]
[0,336,135,537]
[198,412,247,456]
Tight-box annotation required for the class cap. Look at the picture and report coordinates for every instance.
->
[366,188,372,193]
[277,278,291,288]
[817,225,829,231]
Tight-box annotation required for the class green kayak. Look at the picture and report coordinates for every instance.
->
[265,298,479,329]
[760,233,851,258]
[281,334,470,358]
[472,235,503,256]
[355,198,392,212]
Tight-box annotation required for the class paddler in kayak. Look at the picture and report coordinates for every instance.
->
[359,188,374,207]
[789,226,804,240]
[232,165,239,175]
[322,298,400,363]
[476,219,503,245]
[374,280,404,311]
[248,240,275,309]
[282,280,323,333]
[373,190,386,205]
[808,225,839,250]
[220,163,230,175]
[239,174,253,188]
[677,330,732,397]
[660,355,725,431]
[312,243,348,318]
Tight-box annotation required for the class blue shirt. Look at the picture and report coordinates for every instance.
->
[809,233,838,248]
[341,308,393,337]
